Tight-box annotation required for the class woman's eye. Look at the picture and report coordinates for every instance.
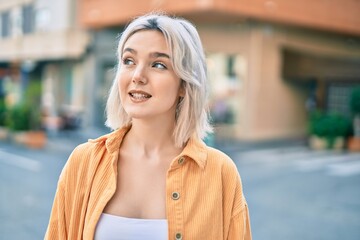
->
[123,58,134,65]
[153,62,167,69]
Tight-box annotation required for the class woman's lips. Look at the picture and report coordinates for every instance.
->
[128,90,152,102]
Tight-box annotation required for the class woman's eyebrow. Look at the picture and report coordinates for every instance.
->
[123,48,170,59]
[123,47,136,54]
[150,52,170,59]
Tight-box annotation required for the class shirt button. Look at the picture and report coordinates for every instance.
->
[178,157,185,165]
[175,232,182,240]
[172,192,180,200]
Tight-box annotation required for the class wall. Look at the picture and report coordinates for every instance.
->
[198,22,360,141]
[78,0,360,36]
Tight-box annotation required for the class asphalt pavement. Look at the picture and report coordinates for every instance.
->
[1,129,360,240]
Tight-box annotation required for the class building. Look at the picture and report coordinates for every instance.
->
[79,0,360,141]
[2,0,359,141]
[0,0,89,132]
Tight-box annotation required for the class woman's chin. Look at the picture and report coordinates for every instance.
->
[126,112,151,120]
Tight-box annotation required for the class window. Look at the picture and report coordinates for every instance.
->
[327,82,360,117]
[22,4,34,34]
[35,7,50,32]
[1,12,11,38]
[207,53,246,125]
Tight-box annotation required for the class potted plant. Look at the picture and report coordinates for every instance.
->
[308,111,352,150]
[7,80,46,148]
[348,86,360,151]
[7,103,31,131]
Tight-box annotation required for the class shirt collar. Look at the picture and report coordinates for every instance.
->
[89,125,207,169]
[88,125,130,155]
[179,136,207,169]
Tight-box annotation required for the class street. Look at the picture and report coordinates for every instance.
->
[0,141,72,239]
[232,146,360,240]
[1,138,360,240]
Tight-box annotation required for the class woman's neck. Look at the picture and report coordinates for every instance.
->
[123,119,182,159]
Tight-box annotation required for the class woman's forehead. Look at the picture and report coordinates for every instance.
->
[122,30,170,56]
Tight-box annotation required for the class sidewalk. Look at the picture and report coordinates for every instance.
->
[45,127,308,155]
[213,136,308,153]
[45,127,109,154]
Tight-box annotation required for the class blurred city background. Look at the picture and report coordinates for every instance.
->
[0,0,360,239]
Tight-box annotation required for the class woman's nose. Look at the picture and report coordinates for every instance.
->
[132,66,147,85]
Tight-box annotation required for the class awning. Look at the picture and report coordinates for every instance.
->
[0,29,90,62]
[282,48,360,80]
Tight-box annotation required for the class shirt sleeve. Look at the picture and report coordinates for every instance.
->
[44,142,95,239]
[227,202,252,240]
[44,145,76,240]
[44,178,67,239]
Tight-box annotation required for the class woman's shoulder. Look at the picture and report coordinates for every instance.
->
[58,131,118,185]
[71,128,126,157]
[205,145,246,202]
[205,145,237,169]
[64,131,115,169]
[202,145,242,183]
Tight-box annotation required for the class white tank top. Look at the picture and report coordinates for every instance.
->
[94,213,168,240]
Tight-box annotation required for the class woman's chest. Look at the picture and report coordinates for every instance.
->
[104,155,170,219]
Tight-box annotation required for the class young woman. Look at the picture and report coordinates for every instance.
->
[46,13,251,240]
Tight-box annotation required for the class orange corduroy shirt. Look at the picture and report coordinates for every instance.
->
[45,126,252,240]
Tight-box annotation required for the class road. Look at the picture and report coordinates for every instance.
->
[232,146,360,240]
[1,139,360,240]
[0,141,71,240]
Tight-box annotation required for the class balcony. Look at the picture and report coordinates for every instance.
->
[0,29,90,62]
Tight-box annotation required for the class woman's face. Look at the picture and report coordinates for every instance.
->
[118,30,183,122]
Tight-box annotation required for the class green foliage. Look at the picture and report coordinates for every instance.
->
[309,111,352,148]
[6,104,31,131]
[25,80,42,130]
[0,98,6,126]
[350,86,360,115]
[6,80,42,131]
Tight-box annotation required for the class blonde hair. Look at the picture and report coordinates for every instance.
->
[105,13,212,147]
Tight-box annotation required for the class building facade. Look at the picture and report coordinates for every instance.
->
[2,0,359,141]
[0,0,89,132]
[76,0,360,141]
